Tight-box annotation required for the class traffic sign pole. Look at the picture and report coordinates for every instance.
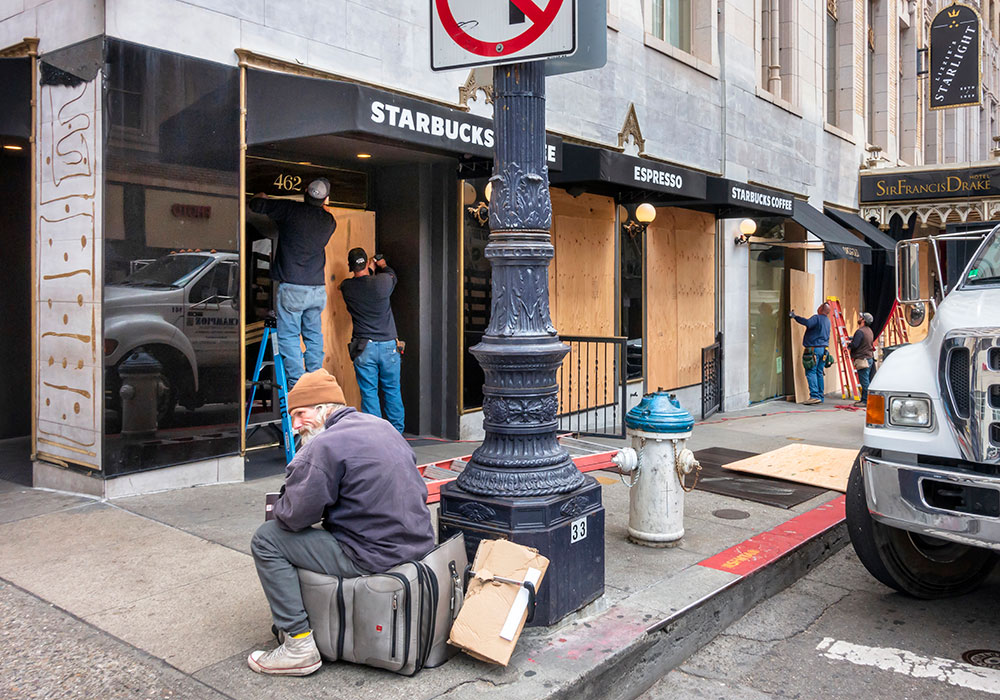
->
[439,60,606,626]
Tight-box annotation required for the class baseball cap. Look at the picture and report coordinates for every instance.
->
[861,312,873,324]
[306,178,330,202]
[348,247,368,271]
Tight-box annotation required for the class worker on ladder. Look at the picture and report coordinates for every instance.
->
[790,302,832,405]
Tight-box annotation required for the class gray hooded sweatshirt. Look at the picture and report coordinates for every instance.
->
[272,406,434,572]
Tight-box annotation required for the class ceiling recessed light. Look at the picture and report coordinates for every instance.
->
[357,153,372,159]
[3,144,23,151]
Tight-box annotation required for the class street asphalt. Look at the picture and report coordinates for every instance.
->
[643,548,1000,699]
[0,399,866,700]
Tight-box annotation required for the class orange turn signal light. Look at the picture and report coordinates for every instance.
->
[866,394,885,426]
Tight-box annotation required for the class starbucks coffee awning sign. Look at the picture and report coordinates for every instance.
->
[930,4,981,110]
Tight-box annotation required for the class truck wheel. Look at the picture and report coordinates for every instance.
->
[846,455,997,598]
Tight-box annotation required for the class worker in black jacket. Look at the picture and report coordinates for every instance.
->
[339,248,405,432]
[249,179,336,388]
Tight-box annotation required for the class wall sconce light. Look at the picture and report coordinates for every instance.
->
[622,202,656,236]
[734,218,757,245]
[466,180,492,226]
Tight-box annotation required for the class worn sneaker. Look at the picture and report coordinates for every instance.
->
[802,398,821,405]
[248,630,321,676]
[853,399,867,407]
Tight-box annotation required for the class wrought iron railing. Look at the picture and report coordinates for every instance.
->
[556,335,627,438]
[701,332,723,419]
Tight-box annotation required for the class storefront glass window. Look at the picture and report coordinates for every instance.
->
[461,177,492,411]
[620,212,644,381]
[103,39,240,474]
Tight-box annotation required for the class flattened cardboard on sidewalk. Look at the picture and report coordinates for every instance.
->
[448,539,549,666]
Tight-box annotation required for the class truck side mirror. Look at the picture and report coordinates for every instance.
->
[904,301,926,327]
[897,241,922,304]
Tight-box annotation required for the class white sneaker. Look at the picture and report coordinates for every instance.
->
[248,630,322,676]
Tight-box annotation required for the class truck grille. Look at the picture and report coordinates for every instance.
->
[948,347,971,418]
[940,330,1000,465]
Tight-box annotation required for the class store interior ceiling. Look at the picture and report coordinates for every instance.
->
[251,133,461,170]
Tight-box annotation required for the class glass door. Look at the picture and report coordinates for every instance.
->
[748,245,786,403]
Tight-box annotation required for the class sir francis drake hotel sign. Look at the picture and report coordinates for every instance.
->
[860,166,1000,203]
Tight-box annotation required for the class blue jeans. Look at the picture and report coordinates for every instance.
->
[353,339,404,433]
[805,349,825,401]
[857,358,873,400]
[276,283,327,388]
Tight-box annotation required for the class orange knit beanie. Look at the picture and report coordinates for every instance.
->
[287,368,346,412]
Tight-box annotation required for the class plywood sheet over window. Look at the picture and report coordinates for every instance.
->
[322,207,375,410]
[549,190,616,412]
[646,208,715,391]
[823,258,861,397]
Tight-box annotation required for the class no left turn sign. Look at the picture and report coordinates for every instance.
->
[431,0,576,71]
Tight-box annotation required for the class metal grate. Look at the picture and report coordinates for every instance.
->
[702,333,723,419]
[948,347,972,419]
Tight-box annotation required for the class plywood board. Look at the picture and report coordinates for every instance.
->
[674,210,716,386]
[550,190,616,412]
[645,213,678,390]
[722,443,858,492]
[789,269,816,403]
[823,259,862,397]
[322,207,376,409]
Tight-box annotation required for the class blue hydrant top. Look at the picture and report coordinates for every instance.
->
[625,390,694,433]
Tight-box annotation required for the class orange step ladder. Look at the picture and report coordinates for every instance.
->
[826,297,861,401]
[878,300,910,347]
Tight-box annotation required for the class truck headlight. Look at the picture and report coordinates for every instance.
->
[888,397,931,427]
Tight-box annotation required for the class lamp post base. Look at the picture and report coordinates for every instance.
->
[439,476,605,627]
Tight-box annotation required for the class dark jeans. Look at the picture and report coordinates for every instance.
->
[251,520,368,634]
[805,349,825,401]
[353,339,405,433]
[857,358,873,400]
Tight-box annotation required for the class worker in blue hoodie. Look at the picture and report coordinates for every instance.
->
[247,368,434,677]
[790,302,832,405]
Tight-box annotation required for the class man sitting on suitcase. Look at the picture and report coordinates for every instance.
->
[248,368,435,676]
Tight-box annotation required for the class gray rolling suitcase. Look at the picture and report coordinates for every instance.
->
[297,533,467,675]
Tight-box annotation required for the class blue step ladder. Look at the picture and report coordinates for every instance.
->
[246,315,296,463]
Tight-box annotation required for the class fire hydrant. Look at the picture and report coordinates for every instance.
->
[614,391,700,547]
[118,350,164,440]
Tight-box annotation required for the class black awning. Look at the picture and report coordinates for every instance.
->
[704,177,795,216]
[246,69,562,169]
[549,143,707,201]
[791,200,872,264]
[824,207,897,261]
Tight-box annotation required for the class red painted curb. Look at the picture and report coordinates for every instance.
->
[697,495,846,576]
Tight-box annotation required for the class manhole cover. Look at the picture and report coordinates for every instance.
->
[713,509,750,520]
[963,649,1000,668]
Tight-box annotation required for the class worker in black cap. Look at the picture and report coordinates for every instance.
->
[249,178,336,388]
[850,312,876,406]
[339,247,404,432]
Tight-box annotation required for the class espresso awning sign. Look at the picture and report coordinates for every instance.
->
[929,4,981,110]
[860,167,1000,203]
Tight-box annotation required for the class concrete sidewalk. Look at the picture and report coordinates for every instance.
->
[0,400,864,700]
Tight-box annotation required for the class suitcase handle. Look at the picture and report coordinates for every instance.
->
[463,565,537,624]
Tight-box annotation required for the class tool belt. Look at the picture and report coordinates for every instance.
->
[802,347,832,370]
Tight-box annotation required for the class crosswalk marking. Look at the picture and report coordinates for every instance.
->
[816,638,1000,695]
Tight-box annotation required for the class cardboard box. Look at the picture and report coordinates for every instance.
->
[448,539,550,666]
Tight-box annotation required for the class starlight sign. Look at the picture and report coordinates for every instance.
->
[929,4,981,110]
[431,0,576,71]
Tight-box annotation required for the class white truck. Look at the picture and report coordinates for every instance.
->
[848,225,1000,597]
[104,251,240,426]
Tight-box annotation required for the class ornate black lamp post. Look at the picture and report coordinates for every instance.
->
[440,62,605,626]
